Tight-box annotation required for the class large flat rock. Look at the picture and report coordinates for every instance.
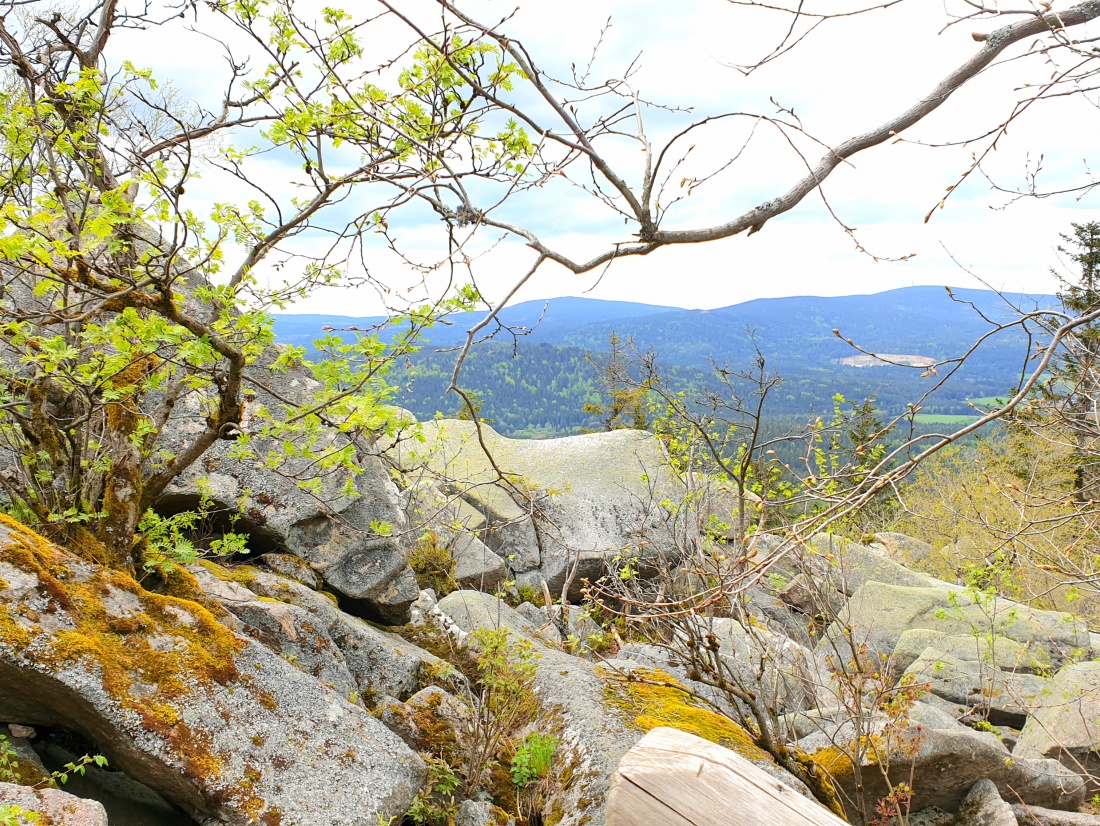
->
[400,423,686,594]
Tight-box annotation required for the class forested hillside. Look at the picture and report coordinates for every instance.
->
[273,286,1051,436]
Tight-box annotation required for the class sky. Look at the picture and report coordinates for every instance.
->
[114,0,1100,314]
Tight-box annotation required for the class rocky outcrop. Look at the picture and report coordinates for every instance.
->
[402,481,508,593]
[398,422,697,595]
[1015,661,1100,791]
[432,590,809,825]
[188,562,442,704]
[804,533,953,596]
[158,356,419,624]
[956,778,1016,826]
[813,716,1085,816]
[902,645,1050,727]
[0,517,424,825]
[823,581,1090,669]
[0,782,108,826]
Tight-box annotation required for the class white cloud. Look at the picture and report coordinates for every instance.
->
[110,0,1100,314]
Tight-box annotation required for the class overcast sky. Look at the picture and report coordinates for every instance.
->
[118,1,1100,314]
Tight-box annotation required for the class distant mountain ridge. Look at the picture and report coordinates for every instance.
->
[271,286,1057,437]
[270,296,681,352]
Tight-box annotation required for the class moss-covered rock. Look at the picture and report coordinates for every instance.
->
[1015,661,1100,793]
[433,591,811,826]
[0,516,424,825]
[824,581,1091,670]
[601,666,810,794]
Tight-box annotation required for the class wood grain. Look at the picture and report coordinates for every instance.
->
[606,727,849,826]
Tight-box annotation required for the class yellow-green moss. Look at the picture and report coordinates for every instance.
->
[601,667,845,818]
[196,560,261,588]
[0,515,269,809]
[601,667,771,763]
[409,692,461,763]
[809,735,880,780]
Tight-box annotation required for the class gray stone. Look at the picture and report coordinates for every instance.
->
[616,642,677,672]
[783,701,956,745]
[158,354,421,625]
[815,717,1084,816]
[956,779,1015,826]
[456,799,515,826]
[992,726,1021,751]
[0,521,424,825]
[451,531,507,592]
[286,493,418,624]
[824,581,1090,671]
[257,553,321,589]
[1016,661,1100,791]
[890,629,1050,680]
[903,647,1050,727]
[223,598,359,697]
[807,533,955,596]
[1010,803,1100,825]
[710,617,821,714]
[408,589,438,627]
[908,807,958,826]
[872,532,937,568]
[741,582,813,646]
[191,564,440,703]
[891,629,956,677]
[516,601,545,626]
[398,422,687,596]
[0,782,108,826]
[778,572,846,618]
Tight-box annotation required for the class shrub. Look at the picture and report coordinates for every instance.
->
[409,531,459,597]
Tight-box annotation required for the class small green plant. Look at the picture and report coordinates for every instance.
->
[0,805,39,826]
[0,733,107,791]
[408,531,459,597]
[405,754,461,825]
[509,732,558,787]
[138,483,248,578]
[585,630,612,655]
[516,584,541,606]
[464,627,540,796]
[0,735,23,785]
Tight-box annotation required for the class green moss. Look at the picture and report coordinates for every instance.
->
[601,667,770,762]
[0,515,291,816]
[196,560,261,588]
[407,531,459,597]
[809,735,879,780]
[409,692,460,763]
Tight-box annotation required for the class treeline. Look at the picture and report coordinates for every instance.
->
[391,340,1014,439]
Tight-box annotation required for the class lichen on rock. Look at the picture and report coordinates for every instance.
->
[0,515,424,825]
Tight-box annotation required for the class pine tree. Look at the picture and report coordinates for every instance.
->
[1048,221,1100,495]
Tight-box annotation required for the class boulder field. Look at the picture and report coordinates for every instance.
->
[0,423,1099,825]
